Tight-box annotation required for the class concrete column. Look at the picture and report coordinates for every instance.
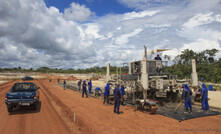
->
[106,63,110,82]
[107,63,110,76]
[191,59,198,87]
[129,62,132,74]
[132,62,135,73]
[141,46,148,101]
[192,59,196,73]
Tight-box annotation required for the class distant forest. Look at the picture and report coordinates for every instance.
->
[0,49,220,83]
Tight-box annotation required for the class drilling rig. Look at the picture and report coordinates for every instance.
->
[106,46,199,114]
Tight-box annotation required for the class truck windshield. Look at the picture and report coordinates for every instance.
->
[12,83,37,92]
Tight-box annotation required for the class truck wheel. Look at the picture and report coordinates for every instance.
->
[7,106,13,113]
[150,105,157,114]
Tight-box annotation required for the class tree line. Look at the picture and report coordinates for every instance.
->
[0,49,220,83]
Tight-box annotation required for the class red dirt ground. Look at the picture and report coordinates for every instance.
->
[0,79,221,134]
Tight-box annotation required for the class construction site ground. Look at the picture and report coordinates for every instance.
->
[0,79,221,134]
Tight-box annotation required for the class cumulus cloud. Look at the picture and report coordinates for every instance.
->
[0,0,97,69]
[64,2,93,22]
[0,0,221,69]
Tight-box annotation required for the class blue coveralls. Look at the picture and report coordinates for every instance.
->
[114,86,121,114]
[103,83,110,104]
[63,80,66,90]
[88,81,92,94]
[78,80,82,92]
[182,84,192,111]
[154,56,162,60]
[120,86,125,96]
[82,82,88,98]
[95,87,102,92]
[95,87,102,96]
[201,83,209,111]
[120,86,125,105]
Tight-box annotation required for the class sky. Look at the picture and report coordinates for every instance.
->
[0,0,221,69]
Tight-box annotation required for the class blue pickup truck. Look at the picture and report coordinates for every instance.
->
[5,82,40,112]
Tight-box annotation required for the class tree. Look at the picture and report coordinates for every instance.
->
[205,49,219,64]
[163,55,171,61]
[180,49,196,65]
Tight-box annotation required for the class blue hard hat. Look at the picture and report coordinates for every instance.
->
[199,78,202,80]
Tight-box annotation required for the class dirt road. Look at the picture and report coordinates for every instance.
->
[0,80,72,134]
[0,80,221,134]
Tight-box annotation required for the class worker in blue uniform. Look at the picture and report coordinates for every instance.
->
[114,84,121,114]
[154,54,162,60]
[120,85,125,105]
[182,84,192,113]
[88,80,92,95]
[63,80,66,90]
[78,79,82,92]
[103,83,110,105]
[95,87,102,96]
[82,80,88,98]
[201,83,209,111]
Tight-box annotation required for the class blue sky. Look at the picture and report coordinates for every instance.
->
[44,0,133,16]
[0,0,221,69]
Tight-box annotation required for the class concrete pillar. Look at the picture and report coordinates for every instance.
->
[106,63,110,82]
[192,59,196,73]
[191,59,198,87]
[116,66,118,82]
[141,46,148,101]
[107,63,110,76]
[129,62,132,74]
[132,62,135,73]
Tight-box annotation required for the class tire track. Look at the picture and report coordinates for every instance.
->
[37,80,73,134]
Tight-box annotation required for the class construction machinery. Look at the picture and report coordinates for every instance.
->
[106,46,199,114]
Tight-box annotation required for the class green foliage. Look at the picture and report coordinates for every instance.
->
[168,49,220,83]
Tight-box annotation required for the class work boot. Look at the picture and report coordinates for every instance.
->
[188,109,191,114]
[190,108,192,112]
[184,108,189,113]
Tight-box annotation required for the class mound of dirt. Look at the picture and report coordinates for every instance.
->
[67,76,78,81]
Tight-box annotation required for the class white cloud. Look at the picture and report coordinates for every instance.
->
[182,39,220,52]
[178,27,221,42]
[64,2,93,22]
[123,10,159,20]
[183,12,214,29]
[0,0,221,69]
[216,14,221,22]
[84,23,103,39]
[115,28,143,45]
[163,39,221,60]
